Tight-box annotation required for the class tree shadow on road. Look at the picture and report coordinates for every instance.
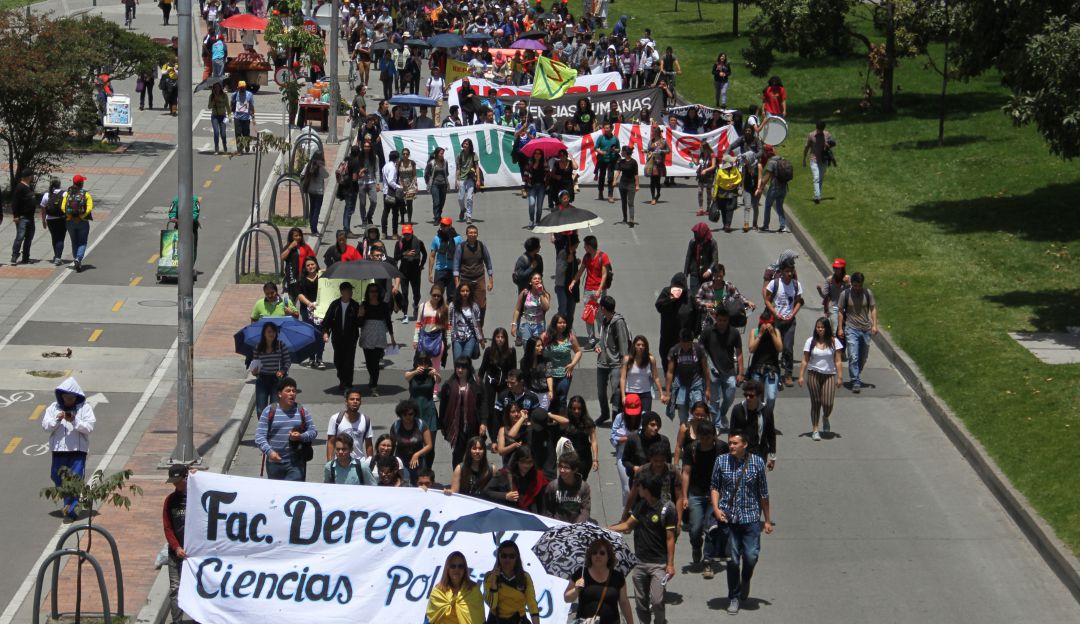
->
[984,289,1080,332]
[899,181,1080,243]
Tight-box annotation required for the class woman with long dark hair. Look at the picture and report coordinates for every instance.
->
[424,147,450,224]
[645,126,669,205]
[798,316,844,441]
[390,399,434,483]
[478,326,517,438]
[251,323,290,415]
[511,273,551,347]
[544,313,582,416]
[449,435,493,495]
[695,141,716,218]
[279,227,314,303]
[455,138,480,223]
[295,257,325,369]
[762,75,787,118]
[484,446,549,514]
[521,337,551,410]
[564,396,598,479]
[620,335,664,414]
[439,357,486,467]
[712,52,732,108]
[449,281,486,362]
[523,149,547,228]
[612,146,639,226]
[483,541,542,624]
[413,284,450,365]
[397,147,418,226]
[547,148,576,208]
[359,282,396,396]
[405,353,441,464]
[357,139,381,227]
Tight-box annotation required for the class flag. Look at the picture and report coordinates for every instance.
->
[532,56,578,100]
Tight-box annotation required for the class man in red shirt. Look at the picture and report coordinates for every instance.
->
[569,235,611,348]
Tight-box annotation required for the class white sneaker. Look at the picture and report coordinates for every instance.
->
[401,315,410,324]
[812,431,821,441]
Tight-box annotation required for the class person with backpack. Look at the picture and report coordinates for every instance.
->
[61,175,93,273]
[10,168,37,265]
[755,145,792,233]
[322,282,363,393]
[324,387,374,463]
[378,52,396,101]
[40,178,66,266]
[453,224,495,321]
[803,120,836,204]
[568,235,611,349]
[837,272,878,394]
[230,81,255,154]
[254,377,317,482]
[324,433,377,485]
[681,421,729,579]
[429,217,461,295]
[764,262,804,388]
[595,296,631,426]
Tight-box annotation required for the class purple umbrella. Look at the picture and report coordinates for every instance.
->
[511,38,547,51]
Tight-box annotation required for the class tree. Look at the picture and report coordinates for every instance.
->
[41,468,143,623]
[0,12,170,189]
[951,1,1080,159]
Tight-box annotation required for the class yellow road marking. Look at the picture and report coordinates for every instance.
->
[203,180,213,188]
[29,405,44,421]
[111,300,124,312]
[3,437,22,454]
[88,329,103,343]
[213,164,222,173]
[130,276,143,287]
[62,369,71,377]
[148,254,159,264]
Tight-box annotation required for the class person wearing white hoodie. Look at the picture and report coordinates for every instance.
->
[41,377,96,520]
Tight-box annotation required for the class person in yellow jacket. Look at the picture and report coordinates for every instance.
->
[483,540,541,624]
[427,551,486,624]
[60,175,93,272]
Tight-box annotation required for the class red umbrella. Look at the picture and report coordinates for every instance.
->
[522,137,567,160]
[220,13,269,31]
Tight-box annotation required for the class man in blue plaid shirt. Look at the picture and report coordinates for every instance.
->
[710,431,774,615]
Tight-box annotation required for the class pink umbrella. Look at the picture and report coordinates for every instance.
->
[523,137,568,160]
[220,13,269,31]
[511,38,547,51]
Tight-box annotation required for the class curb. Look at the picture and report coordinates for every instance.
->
[783,206,1080,604]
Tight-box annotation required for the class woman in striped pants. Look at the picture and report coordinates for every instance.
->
[798,317,843,441]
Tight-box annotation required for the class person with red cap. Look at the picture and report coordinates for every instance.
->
[61,175,93,272]
[429,217,461,295]
[393,223,427,323]
[817,258,850,336]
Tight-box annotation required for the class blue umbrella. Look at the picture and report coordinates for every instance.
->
[445,507,550,534]
[427,33,466,49]
[389,94,439,107]
[234,316,321,364]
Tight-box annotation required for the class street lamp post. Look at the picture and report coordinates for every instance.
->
[328,0,339,144]
[169,0,200,468]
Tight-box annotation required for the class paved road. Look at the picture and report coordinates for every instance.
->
[232,176,1080,622]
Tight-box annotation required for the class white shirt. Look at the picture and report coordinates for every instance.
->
[42,403,95,453]
[326,411,373,461]
[427,76,446,99]
[766,277,803,317]
[381,161,400,196]
[803,337,844,375]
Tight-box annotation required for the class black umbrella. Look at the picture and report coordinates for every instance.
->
[535,12,558,21]
[532,207,604,234]
[194,75,226,92]
[372,39,403,52]
[464,32,492,43]
[520,29,547,39]
[532,524,637,579]
[404,37,432,49]
[323,259,404,281]
[446,508,550,533]
[428,33,467,48]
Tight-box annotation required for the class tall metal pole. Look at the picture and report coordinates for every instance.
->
[170,0,199,466]
[328,0,339,144]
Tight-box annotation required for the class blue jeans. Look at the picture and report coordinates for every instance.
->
[254,374,278,416]
[342,188,359,231]
[710,372,737,429]
[265,457,305,481]
[726,521,762,600]
[810,159,827,200]
[51,452,87,517]
[452,337,477,362]
[457,178,475,219]
[669,376,705,424]
[307,193,323,234]
[212,57,225,77]
[430,184,447,221]
[551,375,572,415]
[750,369,779,409]
[516,321,545,345]
[688,495,716,560]
[596,366,617,422]
[211,114,228,151]
[66,220,90,261]
[845,327,872,386]
[762,184,787,230]
[527,183,545,225]
[234,118,251,146]
[11,217,35,261]
[300,306,325,362]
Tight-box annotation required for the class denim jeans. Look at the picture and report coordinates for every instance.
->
[551,375,572,415]
[775,318,797,377]
[750,369,779,409]
[596,366,618,422]
[212,57,225,77]
[430,183,448,221]
[11,217,35,261]
[516,321,545,345]
[51,451,86,516]
[211,114,228,151]
[342,188,358,231]
[527,183,545,225]
[710,372,737,429]
[845,327,872,386]
[810,159,827,200]
[66,220,90,261]
[47,218,66,260]
[307,193,323,234]
[669,376,705,424]
[234,119,251,147]
[452,336,478,362]
[265,457,306,481]
[726,521,762,600]
[762,184,787,230]
[457,178,475,219]
[555,287,576,331]
[688,495,716,560]
[714,80,729,108]
[254,374,278,416]
[358,182,378,224]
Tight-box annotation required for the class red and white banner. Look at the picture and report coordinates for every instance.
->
[446,72,623,111]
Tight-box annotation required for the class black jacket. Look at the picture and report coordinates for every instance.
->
[12,182,37,220]
[683,239,718,283]
[729,401,777,459]
[322,298,362,345]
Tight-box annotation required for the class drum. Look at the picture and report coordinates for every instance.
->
[760,116,789,146]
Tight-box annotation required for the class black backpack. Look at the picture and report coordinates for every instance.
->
[773,156,794,183]
[45,191,65,219]
[266,403,314,462]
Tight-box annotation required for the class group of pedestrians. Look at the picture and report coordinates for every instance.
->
[3,171,94,272]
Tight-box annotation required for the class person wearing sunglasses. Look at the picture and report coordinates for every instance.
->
[727,380,777,470]
[427,551,484,624]
[483,541,541,624]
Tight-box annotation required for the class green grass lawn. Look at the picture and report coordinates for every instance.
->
[615,1,1080,550]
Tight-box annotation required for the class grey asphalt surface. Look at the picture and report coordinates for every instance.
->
[232,178,1080,622]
